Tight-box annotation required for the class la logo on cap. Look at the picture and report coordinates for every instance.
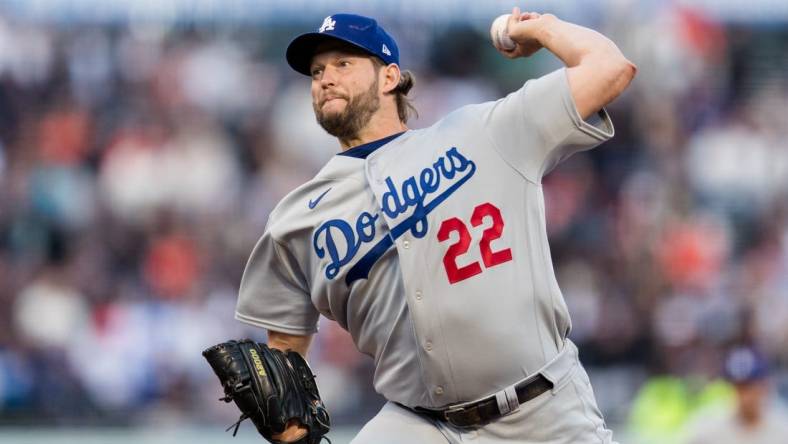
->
[319,16,336,33]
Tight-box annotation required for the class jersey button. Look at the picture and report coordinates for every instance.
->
[435,386,444,395]
[415,291,422,300]
[425,341,432,351]
[403,240,410,249]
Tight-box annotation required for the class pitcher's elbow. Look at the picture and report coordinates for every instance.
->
[622,58,638,83]
[606,56,637,96]
[603,56,637,103]
[612,53,637,83]
[595,47,637,85]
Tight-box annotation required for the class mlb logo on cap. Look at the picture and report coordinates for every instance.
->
[286,13,400,76]
[319,16,336,33]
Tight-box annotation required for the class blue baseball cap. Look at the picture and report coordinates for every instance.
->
[723,347,769,383]
[286,13,400,76]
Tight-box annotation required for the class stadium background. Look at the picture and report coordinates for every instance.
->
[0,1,787,442]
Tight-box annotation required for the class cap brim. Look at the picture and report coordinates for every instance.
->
[286,33,378,76]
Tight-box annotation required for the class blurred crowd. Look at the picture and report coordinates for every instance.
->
[0,3,787,441]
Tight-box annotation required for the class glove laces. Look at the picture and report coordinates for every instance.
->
[225,412,249,437]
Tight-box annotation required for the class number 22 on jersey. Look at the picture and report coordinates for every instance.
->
[437,202,513,284]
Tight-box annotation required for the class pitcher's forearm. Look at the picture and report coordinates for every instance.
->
[268,330,314,357]
[531,14,625,68]
[510,13,636,118]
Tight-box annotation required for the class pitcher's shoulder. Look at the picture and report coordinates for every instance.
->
[265,178,335,238]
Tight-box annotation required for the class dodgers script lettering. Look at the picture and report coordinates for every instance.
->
[312,147,477,284]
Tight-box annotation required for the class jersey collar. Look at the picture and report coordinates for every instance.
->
[338,131,406,159]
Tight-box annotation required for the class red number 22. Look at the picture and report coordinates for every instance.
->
[437,202,513,284]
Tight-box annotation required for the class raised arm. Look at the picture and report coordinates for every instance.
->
[498,7,637,119]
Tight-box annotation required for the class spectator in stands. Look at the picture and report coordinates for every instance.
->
[686,346,788,444]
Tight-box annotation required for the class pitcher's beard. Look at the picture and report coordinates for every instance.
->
[314,79,380,140]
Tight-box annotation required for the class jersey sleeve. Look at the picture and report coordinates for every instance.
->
[483,67,614,182]
[235,229,320,335]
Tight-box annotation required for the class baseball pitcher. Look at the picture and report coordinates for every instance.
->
[205,7,636,444]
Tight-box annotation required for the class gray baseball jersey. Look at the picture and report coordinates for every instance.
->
[236,67,613,409]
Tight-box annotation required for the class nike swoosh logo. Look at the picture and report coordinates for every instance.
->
[308,188,332,209]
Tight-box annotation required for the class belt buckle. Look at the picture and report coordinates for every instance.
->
[443,404,477,428]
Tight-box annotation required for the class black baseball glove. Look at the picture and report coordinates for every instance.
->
[202,339,330,443]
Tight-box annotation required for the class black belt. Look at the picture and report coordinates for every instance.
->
[398,373,553,428]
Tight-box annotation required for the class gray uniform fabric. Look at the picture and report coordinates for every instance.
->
[353,341,615,444]
[236,68,613,418]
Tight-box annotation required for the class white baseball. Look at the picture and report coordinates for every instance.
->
[490,14,516,51]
